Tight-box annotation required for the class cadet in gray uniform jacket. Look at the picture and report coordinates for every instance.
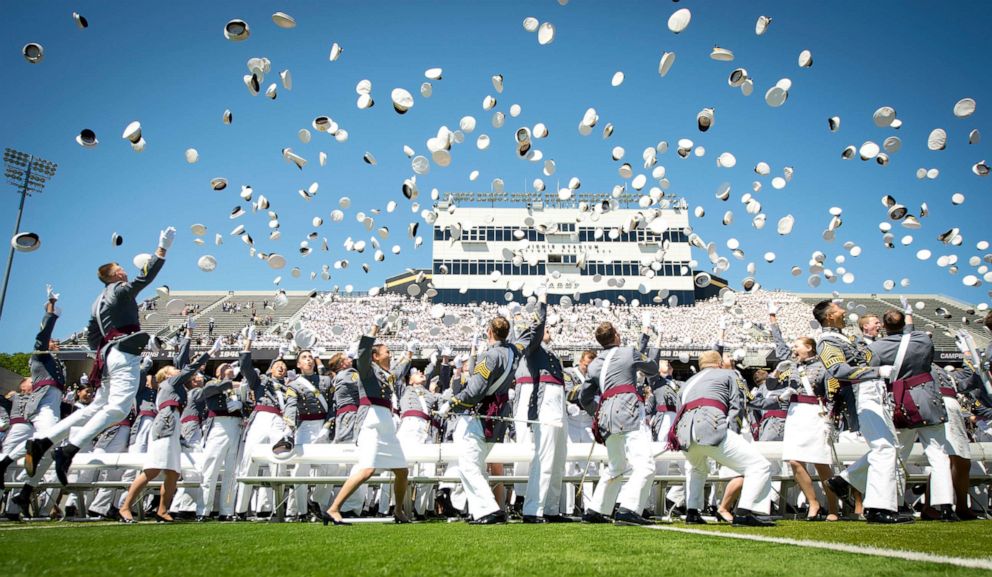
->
[1,288,66,510]
[27,227,176,486]
[518,293,571,523]
[325,317,411,525]
[436,315,520,525]
[119,339,215,523]
[284,350,334,520]
[670,350,774,527]
[864,310,955,521]
[578,321,659,526]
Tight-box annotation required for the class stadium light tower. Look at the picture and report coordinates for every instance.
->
[1,148,58,320]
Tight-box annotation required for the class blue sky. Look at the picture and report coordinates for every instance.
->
[1,0,990,352]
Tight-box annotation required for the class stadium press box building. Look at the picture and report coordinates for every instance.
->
[426,192,700,306]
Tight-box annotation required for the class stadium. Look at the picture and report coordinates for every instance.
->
[4,1,992,576]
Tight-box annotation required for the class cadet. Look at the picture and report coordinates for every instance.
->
[814,300,904,524]
[671,350,774,527]
[26,227,175,485]
[324,317,411,525]
[196,340,244,522]
[518,292,571,523]
[437,315,519,525]
[579,321,659,526]
[284,349,334,520]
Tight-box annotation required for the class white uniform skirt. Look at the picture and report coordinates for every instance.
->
[356,405,407,470]
[942,396,972,459]
[145,425,182,473]
[782,402,833,465]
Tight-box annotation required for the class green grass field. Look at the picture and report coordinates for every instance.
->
[2,520,991,576]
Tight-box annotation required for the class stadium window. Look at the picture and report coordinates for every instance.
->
[548,254,563,263]
[622,262,631,276]
[631,263,640,275]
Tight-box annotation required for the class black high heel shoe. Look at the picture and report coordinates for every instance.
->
[153,512,174,523]
[393,515,411,524]
[321,511,351,526]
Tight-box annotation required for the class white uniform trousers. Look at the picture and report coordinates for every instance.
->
[512,383,533,499]
[235,411,286,514]
[840,379,899,511]
[562,411,596,514]
[523,385,567,517]
[117,415,153,510]
[398,416,435,516]
[197,416,241,516]
[41,349,140,448]
[4,387,62,489]
[454,415,499,519]
[289,420,332,516]
[684,430,772,514]
[87,425,132,515]
[895,425,954,506]
[587,425,654,515]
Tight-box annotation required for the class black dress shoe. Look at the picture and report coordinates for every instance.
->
[614,507,652,526]
[24,438,52,478]
[522,515,547,524]
[684,509,707,525]
[0,456,12,490]
[582,510,612,524]
[937,505,960,522]
[11,486,33,516]
[732,509,775,527]
[469,511,507,525]
[53,447,73,487]
[865,508,913,524]
[217,515,236,522]
[545,515,574,523]
[321,512,352,526]
[826,476,851,500]
[195,515,212,522]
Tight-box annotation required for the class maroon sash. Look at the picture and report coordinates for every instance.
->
[890,373,934,429]
[31,378,62,393]
[591,384,642,444]
[360,396,393,411]
[515,375,564,386]
[479,393,509,442]
[401,409,430,421]
[254,404,282,416]
[87,324,140,390]
[666,398,728,451]
[335,404,358,416]
[939,387,956,398]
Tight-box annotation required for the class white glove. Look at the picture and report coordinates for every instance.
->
[246,325,256,341]
[373,315,388,329]
[878,365,894,380]
[46,284,59,302]
[209,337,224,357]
[225,399,243,412]
[441,345,453,357]
[158,226,176,250]
[314,427,331,443]
[147,338,160,356]
[767,300,780,316]
[718,316,728,330]
[900,296,912,315]
[641,312,653,328]
[436,402,451,418]
[187,315,197,330]
[430,352,439,365]
[454,354,467,366]
[778,387,797,401]
[471,334,480,350]
[406,341,418,354]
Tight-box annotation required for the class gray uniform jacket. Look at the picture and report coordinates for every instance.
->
[180,388,205,444]
[283,372,332,431]
[354,335,411,430]
[333,368,360,442]
[151,352,210,440]
[869,330,947,427]
[673,368,748,449]
[86,254,164,354]
[6,393,30,425]
[578,344,659,440]
[241,350,284,415]
[452,341,521,442]
[396,374,440,419]
[649,377,681,441]
[28,311,65,417]
[748,379,788,441]
[514,302,566,421]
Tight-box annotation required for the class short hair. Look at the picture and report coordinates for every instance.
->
[580,350,597,362]
[812,300,834,327]
[98,262,119,284]
[155,366,175,384]
[371,344,388,358]
[489,316,510,341]
[328,352,348,373]
[857,314,879,330]
[698,350,722,369]
[882,309,905,333]
[595,322,618,347]
[752,369,768,386]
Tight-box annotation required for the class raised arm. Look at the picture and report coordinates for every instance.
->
[33,288,59,353]
[519,298,548,357]
[125,227,174,297]
[632,348,659,376]
[818,341,882,383]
